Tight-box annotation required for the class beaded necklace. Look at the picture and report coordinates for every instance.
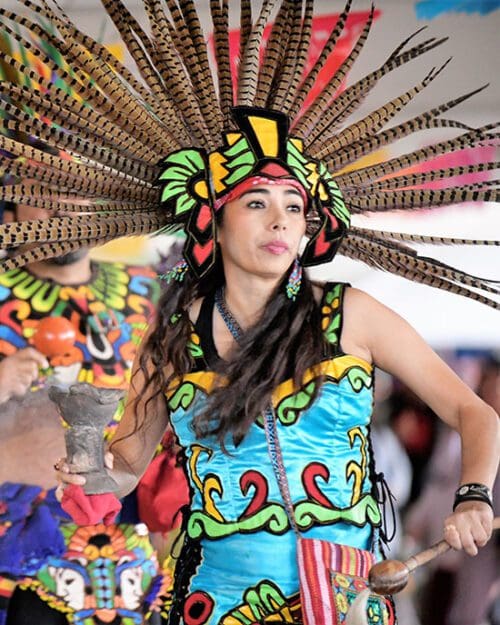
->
[214,286,244,343]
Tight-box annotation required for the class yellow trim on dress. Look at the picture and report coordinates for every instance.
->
[165,355,372,403]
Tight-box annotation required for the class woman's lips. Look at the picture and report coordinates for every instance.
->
[262,241,289,255]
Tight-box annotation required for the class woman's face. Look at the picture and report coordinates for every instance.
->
[217,183,307,281]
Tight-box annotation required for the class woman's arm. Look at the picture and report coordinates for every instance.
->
[107,347,171,498]
[342,287,499,555]
[56,325,170,499]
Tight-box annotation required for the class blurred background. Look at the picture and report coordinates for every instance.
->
[1,2,499,624]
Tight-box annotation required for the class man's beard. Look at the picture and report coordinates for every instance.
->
[46,248,88,266]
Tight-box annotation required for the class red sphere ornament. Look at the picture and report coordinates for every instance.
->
[33,316,77,357]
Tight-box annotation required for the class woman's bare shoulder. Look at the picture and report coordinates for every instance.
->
[189,297,203,324]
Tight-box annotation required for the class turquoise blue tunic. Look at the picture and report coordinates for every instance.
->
[165,283,383,625]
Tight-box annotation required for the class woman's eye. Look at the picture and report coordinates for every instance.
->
[247,200,266,209]
[287,204,303,213]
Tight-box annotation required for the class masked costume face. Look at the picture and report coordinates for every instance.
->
[18,524,168,625]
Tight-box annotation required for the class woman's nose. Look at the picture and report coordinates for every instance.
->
[270,207,287,230]
[271,221,286,231]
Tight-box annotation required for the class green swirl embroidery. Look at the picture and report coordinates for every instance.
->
[187,339,204,359]
[168,382,197,412]
[276,381,317,425]
[187,504,289,539]
[347,367,372,392]
[294,494,381,529]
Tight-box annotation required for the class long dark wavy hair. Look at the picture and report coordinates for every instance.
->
[132,253,329,448]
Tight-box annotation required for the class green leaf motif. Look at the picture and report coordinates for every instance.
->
[159,148,207,218]
[225,164,254,186]
[324,314,340,345]
[224,135,251,158]
[277,381,317,425]
[325,283,342,306]
[294,494,381,529]
[347,367,373,393]
[286,145,310,190]
[168,382,196,411]
[326,179,350,226]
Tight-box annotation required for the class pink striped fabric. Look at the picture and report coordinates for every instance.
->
[297,538,381,625]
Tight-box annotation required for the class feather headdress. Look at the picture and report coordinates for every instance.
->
[0,0,498,306]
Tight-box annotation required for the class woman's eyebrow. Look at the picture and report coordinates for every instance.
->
[240,187,303,198]
[240,187,271,197]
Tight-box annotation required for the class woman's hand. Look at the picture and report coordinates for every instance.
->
[54,452,114,501]
[443,501,493,556]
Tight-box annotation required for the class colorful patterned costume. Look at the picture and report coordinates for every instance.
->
[0,261,159,390]
[166,283,385,625]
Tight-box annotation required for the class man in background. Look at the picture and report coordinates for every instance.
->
[0,200,161,623]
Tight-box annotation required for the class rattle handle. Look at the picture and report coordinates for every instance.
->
[406,516,500,573]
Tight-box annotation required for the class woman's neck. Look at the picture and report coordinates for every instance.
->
[222,270,280,329]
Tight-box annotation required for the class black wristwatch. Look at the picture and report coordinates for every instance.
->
[453,483,493,511]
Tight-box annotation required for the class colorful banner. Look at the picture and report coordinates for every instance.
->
[415,0,500,19]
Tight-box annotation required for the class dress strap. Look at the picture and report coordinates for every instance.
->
[193,292,220,368]
[321,282,350,358]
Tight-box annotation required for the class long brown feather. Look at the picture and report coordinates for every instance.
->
[1,84,157,163]
[254,0,294,107]
[210,0,233,123]
[312,83,488,164]
[238,0,253,78]
[270,0,309,110]
[349,227,500,247]
[0,213,166,247]
[287,0,353,122]
[316,36,450,140]
[341,234,499,308]
[294,5,374,137]
[141,2,212,146]
[13,0,167,120]
[342,162,499,195]
[332,124,498,187]
[309,62,447,156]
[237,0,279,106]
[347,187,500,213]
[2,104,156,182]
[178,0,224,137]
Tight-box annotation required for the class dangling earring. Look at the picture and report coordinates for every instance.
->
[160,258,189,284]
[286,258,302,301]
